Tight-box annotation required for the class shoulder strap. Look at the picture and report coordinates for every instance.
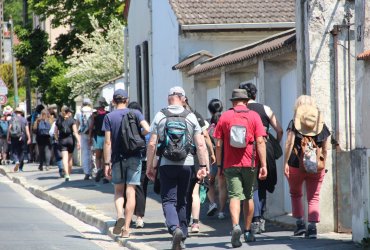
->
[161,108,190,118]
[231,107,249,113]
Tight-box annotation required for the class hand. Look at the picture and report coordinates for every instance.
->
[104,164,112,180]
[210,155,216,165]
[88,138,93,147]
[197,167,207,180]
[27,138,31,145]
[76,142,81,150]
[284,164,289,179]
[146,166,156,182]
[258,166,267,180]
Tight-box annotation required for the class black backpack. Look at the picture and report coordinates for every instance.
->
[94,113,107,136]
[157,108,193,161]
[121,110,146,156]
[57,118,72,137]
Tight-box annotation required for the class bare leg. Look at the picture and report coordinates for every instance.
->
[230,198,241,226]
[124,184,136,230]
[243,199,254,230]
[218,173,228,213]
[62,151,69,175]
[191,183,201,220]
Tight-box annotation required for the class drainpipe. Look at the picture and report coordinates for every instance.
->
[124,26,129,91]
[345,12,353,150]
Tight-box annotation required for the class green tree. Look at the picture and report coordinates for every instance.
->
[13,26,50,70]
[66,16,124,99]
[33,55,71,106]
[0,62,26,88]
[30,0,124,58]
[3,0,24,26]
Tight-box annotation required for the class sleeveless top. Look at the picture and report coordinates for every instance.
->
[247,103,270,131]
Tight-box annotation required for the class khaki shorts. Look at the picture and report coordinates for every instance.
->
[224,167,257,200]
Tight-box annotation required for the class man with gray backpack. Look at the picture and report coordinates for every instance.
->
[146,86,208,250]
[7,107,31,172]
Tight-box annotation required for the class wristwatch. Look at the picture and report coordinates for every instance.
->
[199,165,207,168]
[104,162,110,166]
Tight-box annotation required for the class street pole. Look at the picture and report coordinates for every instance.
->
[9,19,19,107]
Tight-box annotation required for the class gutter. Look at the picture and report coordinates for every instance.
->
[181,22,295,31]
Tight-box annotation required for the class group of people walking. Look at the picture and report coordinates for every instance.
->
[3,82,330,250]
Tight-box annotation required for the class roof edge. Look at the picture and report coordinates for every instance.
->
[181,22,295,31]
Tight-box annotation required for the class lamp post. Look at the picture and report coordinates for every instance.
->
[8,19,19,107]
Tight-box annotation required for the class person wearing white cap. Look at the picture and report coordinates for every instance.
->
[146,86,208,250]
[75,98,93,180]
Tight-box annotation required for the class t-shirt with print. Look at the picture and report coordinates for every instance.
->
[74,107,93,134]
[150,105,202,166]
[213,105,266,169]
[102,108,144,162]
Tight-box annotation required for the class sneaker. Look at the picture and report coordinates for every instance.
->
[180,240,186,249]
[113,218,125,235]
[207,203,218,216]
[136,218,144,228]
[102,178,110,184]
[13,163,19,172]
[65,175,70,182]
[251,222,260,235]
[231,224,242,248]
[191,223,200,233]
[95,169,103,182]
[306,224,317,239]
[171,228,183,250]
[244,231,256,242]
[259,218,266,233]
[294,220,306,236]
[218,212,225,220]
[38,165,43,171]
[84,174,90,180]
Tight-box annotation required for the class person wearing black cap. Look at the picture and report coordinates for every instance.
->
[239,82,283,234]
[102,89,150,238]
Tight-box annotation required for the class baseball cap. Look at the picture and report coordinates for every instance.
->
[113,89,128,99]
[83,98,92,106]
[168,86,185,97]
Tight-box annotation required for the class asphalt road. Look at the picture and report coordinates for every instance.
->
[0,173,124,250]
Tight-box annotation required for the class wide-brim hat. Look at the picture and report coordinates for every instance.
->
[3,105,13,114]
[14,107,24,114]
[230,89,249,101]
[294,104,324,136]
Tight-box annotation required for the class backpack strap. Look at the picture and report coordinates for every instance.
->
[160,108,190,118]
[231,107,250,113]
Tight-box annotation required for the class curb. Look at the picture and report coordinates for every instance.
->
[0,167,157,250]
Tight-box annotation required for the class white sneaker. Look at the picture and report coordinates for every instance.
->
[207,203,218,216]
[218,212,225,219]
[136,218,144,228]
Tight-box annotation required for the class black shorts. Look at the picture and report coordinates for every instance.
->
[58,136,75,153]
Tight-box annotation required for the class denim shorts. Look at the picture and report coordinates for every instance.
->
[224,167,256,200]
[93,135,104,150]
[111,157,142,185]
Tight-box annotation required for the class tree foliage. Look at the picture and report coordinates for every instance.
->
[33,55,72,106]
[13,26,50,70]
[0,62,26,88]
[65,16,124,99]
[30,0,124,57]
[3,0,24,26]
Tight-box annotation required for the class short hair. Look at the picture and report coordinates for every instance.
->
[113,95,127,104]
[239,82,257,100]
[208,99,223,114]
[128,101,142,113]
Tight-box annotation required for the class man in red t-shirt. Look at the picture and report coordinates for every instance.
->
[213,89,267,248]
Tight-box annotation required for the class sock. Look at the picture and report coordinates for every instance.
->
[244,229,251,233]
[193,219,199,224]
[252,216,261,223]
[296,217,304,224]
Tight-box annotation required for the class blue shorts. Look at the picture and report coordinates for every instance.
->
[111,157,142,185]
[93,135,104,150]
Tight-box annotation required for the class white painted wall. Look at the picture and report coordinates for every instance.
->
[127,0,151,104]
[151,0,181,116]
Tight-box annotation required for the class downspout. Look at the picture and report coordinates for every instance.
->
[124,26,129,91]
[345,12,353,150]
[330,25,340,232]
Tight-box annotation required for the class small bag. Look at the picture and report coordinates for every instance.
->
[229,109,250,148]
[268,132,283,159]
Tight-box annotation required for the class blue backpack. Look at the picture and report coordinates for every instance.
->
[0,121,8,138]
[38,120,51,136]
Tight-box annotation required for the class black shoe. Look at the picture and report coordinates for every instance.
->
[294,220,306,236]
[171,228,183,250]
[38,165,43,171]
[95,169,103,182]
[102,178,109,184]
[305,224,317,239]
[84,174,90,180]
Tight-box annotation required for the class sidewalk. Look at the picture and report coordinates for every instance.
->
[0,163,358,250]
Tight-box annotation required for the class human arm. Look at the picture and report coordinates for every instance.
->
[88,115,95,146]
[256,136,267,180]
[145,133,158,181]
[194,133,209,179]
[269,113,283,142]
[103,131,112,179]
[140,120,150,136]
[72,123,81,149]
[202,129,216,165]
[7,123,12,143]
[25,125,31,144]
[283,129,295,179]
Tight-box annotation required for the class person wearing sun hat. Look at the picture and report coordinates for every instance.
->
[283,95,330,239]
[7,107,31,172]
